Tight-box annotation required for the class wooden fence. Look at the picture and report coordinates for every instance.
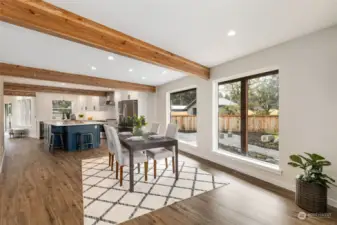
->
[171,115,197,131]
[171,115,279,133]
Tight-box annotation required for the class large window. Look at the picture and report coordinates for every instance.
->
[52,100,72,120]
[170,88,197,146]
[218,70,279,165]
[18,98,31,126]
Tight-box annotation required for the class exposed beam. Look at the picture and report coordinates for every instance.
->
[0,63,156,93]
[4,82,107,97]
[4,90,36,97]
[0,0,210,79]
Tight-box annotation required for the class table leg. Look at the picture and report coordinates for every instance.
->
[175,142,179,180]
[129,149,134,192]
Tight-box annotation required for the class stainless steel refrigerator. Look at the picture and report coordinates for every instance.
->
[118,100,138,122]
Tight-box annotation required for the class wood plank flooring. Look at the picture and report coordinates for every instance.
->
[0,137,336,225]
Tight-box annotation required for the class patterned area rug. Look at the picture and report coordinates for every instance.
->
[82,156,229,225]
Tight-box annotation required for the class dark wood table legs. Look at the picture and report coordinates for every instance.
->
[129,148,134,192]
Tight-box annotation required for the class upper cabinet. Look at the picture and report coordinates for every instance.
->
[78,96,86,111]
[77,95,107,111]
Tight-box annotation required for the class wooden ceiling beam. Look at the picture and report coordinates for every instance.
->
[0,63,156,93]
[0,0,210,79]
[4,82,107,97]
[4,90,36,97]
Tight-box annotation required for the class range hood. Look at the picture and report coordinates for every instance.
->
[105,92,115,106]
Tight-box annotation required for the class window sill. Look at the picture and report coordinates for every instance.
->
[213,149,282,175]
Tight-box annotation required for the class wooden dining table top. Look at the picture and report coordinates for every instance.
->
[118,134,178,151]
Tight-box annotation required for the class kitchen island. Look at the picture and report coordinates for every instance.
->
[44,121,103,152]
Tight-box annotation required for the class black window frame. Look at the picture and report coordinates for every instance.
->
[218,69,279,153]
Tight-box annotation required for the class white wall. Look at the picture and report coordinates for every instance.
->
[155,25,337,207]
[0,77,4,173]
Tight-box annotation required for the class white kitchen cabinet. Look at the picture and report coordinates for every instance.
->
[78,96,107,111]
[85,96,93,111]
[78,96,86,111]
[91,96,100,111]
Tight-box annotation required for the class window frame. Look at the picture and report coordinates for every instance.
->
[52,100,72,120]
[166,85,198,147]
[212,66,281,170]
[218,69,279,153]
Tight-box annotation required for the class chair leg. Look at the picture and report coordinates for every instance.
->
[109,153,111,166]
[120,166,124,186]
[165,158,168,168]
[137,163,140,173]
[111,154,114,171]
[116,161,119,179]
[144,162,148,182]
[172,157,175,173]
[154,160,157,179]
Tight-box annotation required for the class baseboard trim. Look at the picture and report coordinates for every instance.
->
[328,198,337,209]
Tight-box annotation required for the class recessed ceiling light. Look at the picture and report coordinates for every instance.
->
[91,66,97,70]
[227,30,236,37]
[141,77,146,80]
[61,83,65,86]
[129,68,133,72]
[162,70,167,74]
[108,56,114,60]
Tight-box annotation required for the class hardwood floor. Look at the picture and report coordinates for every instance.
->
[0,137,336,225]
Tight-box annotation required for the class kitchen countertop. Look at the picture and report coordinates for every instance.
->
[44,121,105,126]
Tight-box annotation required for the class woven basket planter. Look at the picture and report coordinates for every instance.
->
[295,179,327,213]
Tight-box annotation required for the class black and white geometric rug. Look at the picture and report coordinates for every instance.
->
[82,156,229,225]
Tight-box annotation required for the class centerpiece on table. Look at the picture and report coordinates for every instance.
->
[132,115,147,136]
[288,152,336,212]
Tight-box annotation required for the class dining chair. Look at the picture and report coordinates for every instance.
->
[108,126,149,186]
[104,125,115,170]
[146,123,178,178]
[149,123,160,134]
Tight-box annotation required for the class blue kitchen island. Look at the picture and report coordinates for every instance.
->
[44,121,102,152]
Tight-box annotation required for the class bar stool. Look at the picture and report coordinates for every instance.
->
[77,132,94,151]
[49,132,64,153]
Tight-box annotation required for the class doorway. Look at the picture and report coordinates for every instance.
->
[4,103,12,131]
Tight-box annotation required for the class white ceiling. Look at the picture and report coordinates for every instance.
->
[1,1,337,88]
[0,22,185,86]
[3,76,112,91]
[46,0,337,67]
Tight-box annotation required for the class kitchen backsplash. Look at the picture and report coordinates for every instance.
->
[74,109,116,120]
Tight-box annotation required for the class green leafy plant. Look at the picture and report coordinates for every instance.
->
[133,115,147,129]
[288,153,336,188]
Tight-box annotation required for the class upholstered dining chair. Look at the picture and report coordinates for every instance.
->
[108,126,149,186]
[149,123,160,134]
[146,123,178,178]
[104,125,115,170]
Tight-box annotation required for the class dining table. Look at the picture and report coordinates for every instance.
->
[118,133,179,192]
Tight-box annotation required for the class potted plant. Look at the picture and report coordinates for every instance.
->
[132,115,147,136]
[78,113,84,120]
[288,153,336,212]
